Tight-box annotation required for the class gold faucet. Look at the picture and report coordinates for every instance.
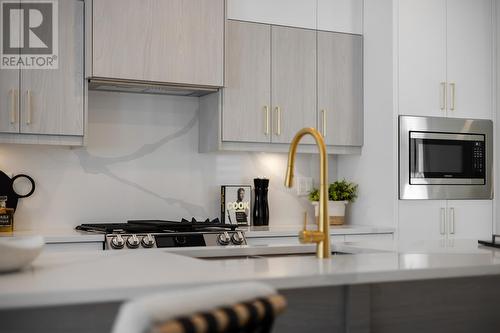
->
[285,128,331,259]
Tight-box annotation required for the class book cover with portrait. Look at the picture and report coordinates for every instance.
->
[220,185,251,226]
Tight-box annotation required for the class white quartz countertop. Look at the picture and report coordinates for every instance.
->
[243,224,395,237]
[1,239,499,309]
[0,224,395,244]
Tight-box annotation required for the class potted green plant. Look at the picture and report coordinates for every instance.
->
[308,180,358,225]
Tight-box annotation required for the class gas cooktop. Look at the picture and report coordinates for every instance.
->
[75,218,246,250]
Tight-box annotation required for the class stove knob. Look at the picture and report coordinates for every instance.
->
[126,235,140,249]
[217,232,231,246]
[141,234,155,248]
[231,231,245,245]
[110,235,125,249]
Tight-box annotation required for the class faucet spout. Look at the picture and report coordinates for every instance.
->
[284,127,331,259]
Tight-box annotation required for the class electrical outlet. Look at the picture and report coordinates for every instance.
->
[296,177,313,196]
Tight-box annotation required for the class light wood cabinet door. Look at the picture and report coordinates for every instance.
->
[398,0,447,117]
[92,0,224,87]
[446,200,492,241]
[318,31,363,146]
[317,0,363,34]
[398,200,447,243]
[0,70,19,133]
[20,0,84,135]
[223,21,271,143]
[446,0,493,119]
[271,26,317,144]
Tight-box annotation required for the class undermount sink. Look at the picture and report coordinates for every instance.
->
[202,251,351,260]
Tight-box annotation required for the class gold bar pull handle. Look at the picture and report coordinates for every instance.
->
[449,82,456,111]
[263,105,269,135]
[449,207,455,234]
[440,208,446,235]
[321,109,327,138]
[275,106,281,136]
[26,90,32,125]
[440,82,446,111]
[9,89,17,124]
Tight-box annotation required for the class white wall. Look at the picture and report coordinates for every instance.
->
[0,91,336,231]
[336,0,396,227]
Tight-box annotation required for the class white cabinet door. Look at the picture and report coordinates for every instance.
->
[92,0,224,87]
[318,31,363,146]
[317,0,363,34]
[398,200,447,243]
[398,0,447,117]
[271,26,317,144]
[20,0,84,135]
[0,70,19,133]
[446,200,492,240]
[446,0,493,119]
[223,21,271,143]
[226,0,316,29]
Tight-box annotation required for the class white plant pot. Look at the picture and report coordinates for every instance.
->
[312,201,349,225]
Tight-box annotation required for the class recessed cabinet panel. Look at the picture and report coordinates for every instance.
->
[318,31,363,146]
[271,26,317,144]
[92,0,224,87]
[223,21,271,143]
[398,0,446,117]
[20,0,84,135]
[446,0,492,119]
[317,0,363,34]
[226,0,316,29]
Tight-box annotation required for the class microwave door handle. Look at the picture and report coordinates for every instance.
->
[417,143,424,176]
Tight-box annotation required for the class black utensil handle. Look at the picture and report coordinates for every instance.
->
[11,174,35,198]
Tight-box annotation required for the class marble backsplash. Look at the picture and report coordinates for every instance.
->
[0,91,336,231]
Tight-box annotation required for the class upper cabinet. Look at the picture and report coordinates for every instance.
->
[398,0,493,119]
[317,0,363,34]
[0,0,84,144]
[318,31,363,146]
[227,0,363,34]
[271,26,317,144]
[90,0,224,87]
[200,19,364,154]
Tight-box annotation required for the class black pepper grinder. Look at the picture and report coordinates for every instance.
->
[253,178,269,226]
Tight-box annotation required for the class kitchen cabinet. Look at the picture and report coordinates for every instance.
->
[317,0,363,34]
[91,0,224,88]
[271,26,317,144]
[398,200,492,243]
[398,0,493,120]
[226,0,316,30]
[200,20,363,153]
[222,21,271,143]
[318,31,363,146]
[0,0,84,143]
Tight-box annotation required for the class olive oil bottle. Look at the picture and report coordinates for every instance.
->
[0,196,14,232]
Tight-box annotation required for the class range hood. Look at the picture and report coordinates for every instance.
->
[88,78,219,97]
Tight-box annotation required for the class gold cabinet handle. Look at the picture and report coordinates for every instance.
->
[275,106,281,136]
[440,207,446,235]
[9,89,17,124]
[449,83,456,111]
[440,82,447,111]
[263,105,269,135]
[449,207,455,234]
[321,109,327,138]
[26,90,32,125]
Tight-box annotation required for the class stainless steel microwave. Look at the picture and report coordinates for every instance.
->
[399,116,493,200]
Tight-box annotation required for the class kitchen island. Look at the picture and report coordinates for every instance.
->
[1,239,500,333]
